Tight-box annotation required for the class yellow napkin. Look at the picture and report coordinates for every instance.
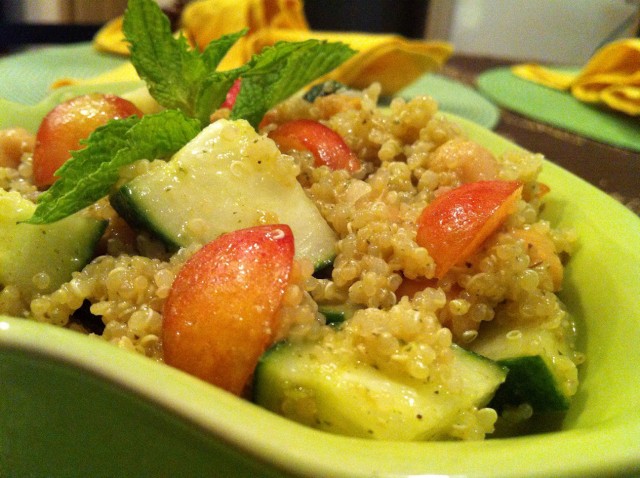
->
[179,0,309,70]
[93,0,309,61]
[58,0,452,96]
[242,29,451,95]
[512,38,640,115]
[94,16,129,56]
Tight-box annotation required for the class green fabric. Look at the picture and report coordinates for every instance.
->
[477,67,640,152]
[398,73,500,129]
[0,43,127,105]
[0,44,500,129]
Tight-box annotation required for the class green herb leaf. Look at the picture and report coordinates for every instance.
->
[28,110,200,224]
[231,40,356,127]
[193,70,240,125]
[122,0,245,125]
[123,0,355,128]
[28,0,357,225]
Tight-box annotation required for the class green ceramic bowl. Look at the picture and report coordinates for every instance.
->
[1,89,639,477]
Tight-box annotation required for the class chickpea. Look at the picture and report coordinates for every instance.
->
[0,128,34,169]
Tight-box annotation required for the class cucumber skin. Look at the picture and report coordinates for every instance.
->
[317,303,361,325]
[253,340,506,440]
[490,356,571,412]
[468,323,578,414]
[313,256,335,275]
[109,120,338,270]
[111,184,337,269]
[110,185,181,251]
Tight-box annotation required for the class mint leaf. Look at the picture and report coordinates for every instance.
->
[230,40,356,127]
[26,0,357,225]
[123,0,356,128]
[28,110,200,224]
[200,29,247,71]
[193,70,240,125]
[123,0,244,125]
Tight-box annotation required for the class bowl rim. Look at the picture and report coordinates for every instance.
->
[1,111,640,478]
[1,313,639,478]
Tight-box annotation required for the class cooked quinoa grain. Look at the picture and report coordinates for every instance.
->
[0,83,580,441]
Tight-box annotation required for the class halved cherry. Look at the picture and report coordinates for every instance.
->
[268,119,361,172]
[417,180,523,279]
[32,93,143,188]
[220,78,242,109]
[162,224,295,395]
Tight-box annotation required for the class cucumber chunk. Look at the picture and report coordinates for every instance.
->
[0,190,106,301]
[491,356,569,412]
[317,302,361,324]
[253,341,506,440]
[468,322,579,413]
[110,119,337,270]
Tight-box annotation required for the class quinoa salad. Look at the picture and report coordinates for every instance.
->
[0,0,583,442]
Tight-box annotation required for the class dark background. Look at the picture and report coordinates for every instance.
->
[0,0,429,52]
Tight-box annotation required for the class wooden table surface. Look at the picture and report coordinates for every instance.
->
[443,55,640,215]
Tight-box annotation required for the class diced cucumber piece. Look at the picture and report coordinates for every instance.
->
[491,356,569,412]
[303,80,349,102]
[317,302,361,324]
[468,322,579,412]
[0,190,106,301]
[253,341,506,440]
[110,119,337,270]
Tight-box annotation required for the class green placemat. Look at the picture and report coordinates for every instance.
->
[477,67,640,152]
[0,42,127,105]
[398,73,500,129]
[0,44,500,130]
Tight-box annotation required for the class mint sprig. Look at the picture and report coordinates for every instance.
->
[231,40,355,127]
[122,0,244,125]
[123,0,355,127]
[29,0,356,224]
[28,110,200,224]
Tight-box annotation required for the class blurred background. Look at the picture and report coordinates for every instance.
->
[1,0,639,64]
